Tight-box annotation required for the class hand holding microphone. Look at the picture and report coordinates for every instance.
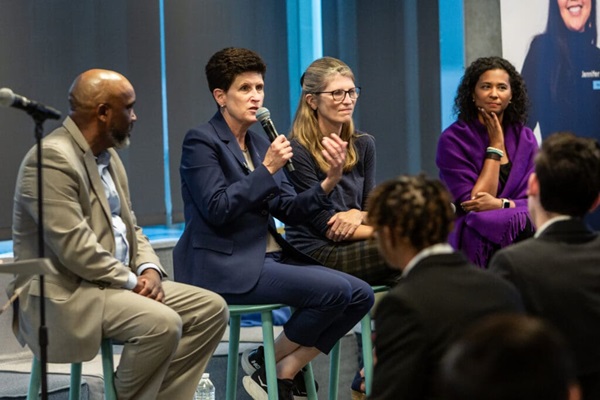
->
[256,107,295,173]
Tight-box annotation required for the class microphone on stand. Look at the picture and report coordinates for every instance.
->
[0,86,60,400]
[256,107,295,172]
[0,88,61,120]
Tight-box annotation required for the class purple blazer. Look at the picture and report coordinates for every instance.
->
[436,119,538,267]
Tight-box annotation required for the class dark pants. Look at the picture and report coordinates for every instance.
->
[221,252,374,354]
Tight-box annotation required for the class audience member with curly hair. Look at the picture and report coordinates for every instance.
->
[436,56,538,267]
[366,174,523,400]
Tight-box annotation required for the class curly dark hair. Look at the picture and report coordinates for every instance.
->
[454,56,529,125]
[367,174,455,252]
[205,47,266,93]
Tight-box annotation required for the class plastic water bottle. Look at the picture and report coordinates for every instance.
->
[194,372,215,400]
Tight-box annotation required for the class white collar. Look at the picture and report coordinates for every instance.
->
[534,215,572,238]
[402,243,454,277]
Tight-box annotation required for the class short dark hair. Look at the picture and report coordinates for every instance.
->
[205,47,266,93]
[536,132,600,217]
[454,56,529,125]
[438,314,576,400]
[367,174,455,252]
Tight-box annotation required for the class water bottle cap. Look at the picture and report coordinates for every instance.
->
[202,373,210,379]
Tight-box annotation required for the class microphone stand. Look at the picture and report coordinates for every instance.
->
[32,112,50,400]
[2,99,59,400]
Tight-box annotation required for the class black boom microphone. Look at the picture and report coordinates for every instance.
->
[0,87,61,121]
[256,107,295,172]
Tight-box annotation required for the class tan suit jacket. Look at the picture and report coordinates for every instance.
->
[8,117,165,363]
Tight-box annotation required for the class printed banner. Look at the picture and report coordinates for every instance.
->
[501,0,600,143]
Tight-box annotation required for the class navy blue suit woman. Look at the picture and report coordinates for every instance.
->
[173,48,374,400]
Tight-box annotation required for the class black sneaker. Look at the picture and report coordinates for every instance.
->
[242,367,294,400]
[291,367,319,400]
[241,345,264,375]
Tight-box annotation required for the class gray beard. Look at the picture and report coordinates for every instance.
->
[113,137,131,150]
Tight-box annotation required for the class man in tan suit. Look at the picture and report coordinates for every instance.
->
[8,69,229,400]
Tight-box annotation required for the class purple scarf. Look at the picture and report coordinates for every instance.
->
[436,119,538,266]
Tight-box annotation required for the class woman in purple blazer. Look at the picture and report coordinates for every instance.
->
[436,57,538,268]
[173,47,373,400]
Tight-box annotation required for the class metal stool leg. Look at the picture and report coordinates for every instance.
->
[28,358,83,400]
[260,310,279,400]
[361,313,374,396]
[101,339,117,400]
[27,357,41,400]
[27,338,117,400]
[361,285,389,397]
[69,362,82,400]
[226,314,242,400]
[328,340,341,400]
[302,359,318,399]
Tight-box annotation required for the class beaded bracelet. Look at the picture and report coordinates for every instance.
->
[485,152,501,161]
[486,146,504,158]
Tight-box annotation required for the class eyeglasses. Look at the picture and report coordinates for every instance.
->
[313,87,361,102]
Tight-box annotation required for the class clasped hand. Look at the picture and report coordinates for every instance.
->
[326,209,363,242]
[461,192,501,213]
[134,269,165,302]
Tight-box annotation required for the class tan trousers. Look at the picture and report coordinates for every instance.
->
[102,280,228,400]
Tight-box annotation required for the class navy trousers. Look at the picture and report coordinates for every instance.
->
[221,252,374,354]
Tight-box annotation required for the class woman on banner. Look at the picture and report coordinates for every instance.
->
[522,0,600,140]
[522,0,600,230]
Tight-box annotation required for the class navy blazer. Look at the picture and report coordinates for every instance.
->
[173,112,332,294]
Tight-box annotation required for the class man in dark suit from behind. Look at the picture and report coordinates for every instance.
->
[489,132,600,400]
[366,175,524,400]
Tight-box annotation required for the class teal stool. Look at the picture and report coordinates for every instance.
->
[361,285,390,396]
[328,340,342,400]
[27,338,117,400]
[227,304,318,400]
[328,285,390,399]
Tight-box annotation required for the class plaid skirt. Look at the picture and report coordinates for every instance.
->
[309,238,400,286]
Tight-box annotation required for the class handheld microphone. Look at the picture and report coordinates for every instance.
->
[0,87,61,120]
[256,107,295,172]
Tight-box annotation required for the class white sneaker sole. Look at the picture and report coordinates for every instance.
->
[242,375,269,400]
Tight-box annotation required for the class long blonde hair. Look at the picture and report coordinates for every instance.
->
[289,57,360,173]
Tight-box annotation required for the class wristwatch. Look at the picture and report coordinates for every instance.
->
[502,198,510,209]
